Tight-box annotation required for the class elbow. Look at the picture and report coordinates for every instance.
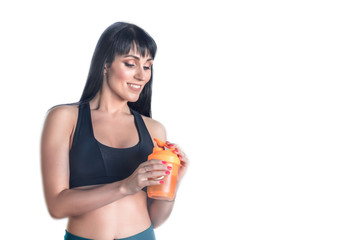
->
[150,216,167,229]
[152,221,162,229]
[46,190,69,219]
[47,203,67,219]
[50,208,69,219]
[49,210,64,219]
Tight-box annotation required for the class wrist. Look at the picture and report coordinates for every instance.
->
[117,181,130,197]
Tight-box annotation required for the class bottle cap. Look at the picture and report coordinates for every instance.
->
[148,138,181,165]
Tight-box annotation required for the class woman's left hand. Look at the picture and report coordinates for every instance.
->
[166,141,188,184]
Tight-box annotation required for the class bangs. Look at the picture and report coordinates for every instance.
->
[113,27,157,59]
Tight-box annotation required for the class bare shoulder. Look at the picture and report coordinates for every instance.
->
[141,115,167,141]
[45,104,78,125]
[42,104,79,138]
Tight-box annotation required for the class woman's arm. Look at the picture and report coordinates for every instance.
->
[41,106,125,219]
[48,182,127,219]
[147,144,189,228]
[41,106,166,219]
[147,197,176,228]
[143,117,189,228]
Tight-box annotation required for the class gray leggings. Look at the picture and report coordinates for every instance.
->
[64,225,155,240]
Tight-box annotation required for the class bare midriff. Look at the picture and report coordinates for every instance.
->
[66,185,151,240]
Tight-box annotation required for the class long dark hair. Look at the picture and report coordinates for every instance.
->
[79,22,157,117]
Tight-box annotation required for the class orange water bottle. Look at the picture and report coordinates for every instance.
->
[147,138,181,200]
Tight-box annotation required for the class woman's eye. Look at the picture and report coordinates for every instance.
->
[124,62,135,67]
[144,66,151,70]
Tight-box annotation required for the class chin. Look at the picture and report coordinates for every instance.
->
[127,95,141,103]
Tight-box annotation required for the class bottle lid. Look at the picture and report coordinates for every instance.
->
[153,147,163,153]
[148,138,181,165]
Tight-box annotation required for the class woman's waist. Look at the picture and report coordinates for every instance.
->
[67,220,152,240]
[67,192,151,239]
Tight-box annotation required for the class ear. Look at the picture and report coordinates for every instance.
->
[104,64,108,74]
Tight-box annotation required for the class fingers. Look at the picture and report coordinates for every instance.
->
[166,141,188,166]
[166,141,175,149]
[143,170,169,179]
[138,159,167,174]
[145,179,164,186]
[137,159,169,187]
[136,141,188,190]
[166,141,184,156]
[143,159,165,165]
[140,169,169,187]
[125,159,170,195]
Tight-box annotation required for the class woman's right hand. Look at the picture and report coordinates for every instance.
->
[122,159,169,195]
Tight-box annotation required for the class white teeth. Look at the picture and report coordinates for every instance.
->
[129,84,141,89]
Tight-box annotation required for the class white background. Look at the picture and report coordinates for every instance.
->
[0,0,359,239]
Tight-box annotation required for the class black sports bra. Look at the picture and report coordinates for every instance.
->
[68,102,154,189]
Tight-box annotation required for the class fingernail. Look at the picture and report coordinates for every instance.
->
[168,144,175,148]
[167,166,172,170]
[162,161,167,164]
[179,155,183,160]
[165,171,170,175]
[160,180,164,184]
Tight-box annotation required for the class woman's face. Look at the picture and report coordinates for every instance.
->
[104,49,153,102]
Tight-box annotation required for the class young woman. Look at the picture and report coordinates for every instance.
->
[41,22,188,240]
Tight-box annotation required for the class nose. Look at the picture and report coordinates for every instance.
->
[135,66,146,81]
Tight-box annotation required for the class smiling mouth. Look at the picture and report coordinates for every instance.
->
[127,83,141,89]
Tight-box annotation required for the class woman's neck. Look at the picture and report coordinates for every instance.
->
[90,90,130,116]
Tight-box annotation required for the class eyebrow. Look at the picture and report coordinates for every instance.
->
[124,54,153,62]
